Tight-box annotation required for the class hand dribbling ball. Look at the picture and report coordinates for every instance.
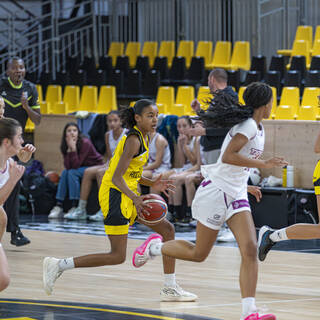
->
[139,194,167,225]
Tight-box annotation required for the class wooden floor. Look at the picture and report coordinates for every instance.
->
[1,229,320,320]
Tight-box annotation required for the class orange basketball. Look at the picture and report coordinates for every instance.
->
[45,171,60,184]
[140,194,167,225]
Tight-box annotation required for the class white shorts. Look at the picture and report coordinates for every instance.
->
[192,179,251,230]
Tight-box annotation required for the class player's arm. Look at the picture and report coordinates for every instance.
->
[21,87,41,125]
[222,133,287,169]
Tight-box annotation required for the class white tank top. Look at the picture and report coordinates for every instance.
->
[108,128,125,155]
[148,133,171,168]
[0,159,10,189]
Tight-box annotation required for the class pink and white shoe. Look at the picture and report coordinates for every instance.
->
[243,313,276,320]
[132,233,163,268]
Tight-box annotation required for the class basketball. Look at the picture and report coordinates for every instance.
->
[45,171,60,184]
[139,194,167,225]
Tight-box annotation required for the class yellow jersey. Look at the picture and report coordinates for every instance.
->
[100,126,149,193]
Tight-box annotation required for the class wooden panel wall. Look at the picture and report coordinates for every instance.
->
[34,114,76,174]
[262,120,319,188]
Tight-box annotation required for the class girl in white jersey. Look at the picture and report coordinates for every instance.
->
[133,83,288,320]
[65,111,125,221]
[0,117,36,291]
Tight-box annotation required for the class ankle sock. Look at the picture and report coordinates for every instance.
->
[59,257,75,271]
[150,242,163,256]
[78,199,87,210]
[242,297,256,317]
[164,273,176,287]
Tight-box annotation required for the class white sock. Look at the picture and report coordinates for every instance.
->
[78,199,87,210]
[59,257,75,271]
[242,297,256,317]
[164,273,176,287]
[150,242,163,256]
[270,228,288,242]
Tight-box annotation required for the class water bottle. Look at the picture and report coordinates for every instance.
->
[282,166,287,187]
[286,165,294,188]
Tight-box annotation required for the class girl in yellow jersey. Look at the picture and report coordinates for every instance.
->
[43,99,197,301]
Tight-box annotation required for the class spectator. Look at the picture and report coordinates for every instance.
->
[48,123,104,218]
[0,57,41,246]
[65,111,125,221]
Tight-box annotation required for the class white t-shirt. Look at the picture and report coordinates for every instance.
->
[108,128,125,155]
[201,118,265,198]
[0,159,10,189]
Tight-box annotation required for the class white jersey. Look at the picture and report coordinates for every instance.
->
[148,133,171,171]
[108,128,125,155]
[0,159,10,189]
[201,118,265,198]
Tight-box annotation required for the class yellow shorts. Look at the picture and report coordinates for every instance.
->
[313,160,320,195]
[99,186,137,235]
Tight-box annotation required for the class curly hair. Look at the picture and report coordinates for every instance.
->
[197,82,272,128]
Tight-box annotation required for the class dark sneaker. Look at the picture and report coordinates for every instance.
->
[257,226,275,262]
[11,229,31,246]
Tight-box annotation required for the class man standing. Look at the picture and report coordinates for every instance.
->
[190,68,238,165]
[0,57,41,246]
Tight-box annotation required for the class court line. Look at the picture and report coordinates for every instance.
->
[0,300,185,320]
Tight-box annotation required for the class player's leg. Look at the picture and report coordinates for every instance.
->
[0,207,9,291]
[227,210,275,320]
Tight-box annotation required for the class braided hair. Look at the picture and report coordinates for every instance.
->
[197,82,272,128]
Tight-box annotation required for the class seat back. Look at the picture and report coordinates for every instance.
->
[142,41,158,66]
[63,85,80,112]
[125,42,141,68]
[195,41,213,68]
[210,41,231,68]
[79,86,98,112]
[177,40,194,68]
[229,41,250,70]
[108,42,124,67]
[158,41,175,68]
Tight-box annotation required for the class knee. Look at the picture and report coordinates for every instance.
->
[192,250,208,262]
[241,241,257,261]
[159,221,175,241]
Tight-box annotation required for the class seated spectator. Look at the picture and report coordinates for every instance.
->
[48,122,104,218]
[142,124,171,193]
[65,111,125,221]
[161,116,198,221]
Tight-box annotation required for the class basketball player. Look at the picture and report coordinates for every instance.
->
[0,117,36,291]
[43,99,197,302]
[132,83,288,320]
[258,95,320,261]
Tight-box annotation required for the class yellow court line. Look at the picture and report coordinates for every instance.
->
[0,300,184,320]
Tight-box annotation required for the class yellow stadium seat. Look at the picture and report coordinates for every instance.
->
[278,26,313,56]
[314,26,320,44]
[79,86,98,112]
[301,87,320,108]
[197,86,213,109]
[177,40,194,68]
[40,101,51,114]
[278,87,300,114]
[36,84,43,102]
[227,41,250,71]
[108,42,124,67]
[195,41,213,69]
[286,40,311,69]
[125,42,141,68]
[274,105,296,120]
[45,85,62,107]
[63,85,80,113]
[296,105,319,120]
[208,41,231,70]
[141,41,158,67]
[97,86,117,114]
[238,86,247,105]
[52,101,69,114]
[174,86,195,115]
[158,41,175,68]
[311,39,320,58]
[156,86,175,114]
[268,87,278,120]
[25,118,35,133]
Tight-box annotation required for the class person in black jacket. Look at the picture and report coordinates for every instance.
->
[190,68,238,165]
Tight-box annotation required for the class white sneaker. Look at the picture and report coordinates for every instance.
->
[63,207,77,219]
[43,257,63,295]
[65,207,87,220]
[132,234,163,268]
[217,228,236,242]
[160,284,198,302]
[48,206,63,219]
[88,210,104,221]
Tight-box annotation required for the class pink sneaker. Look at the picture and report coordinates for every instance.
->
[132,233,163,268]
[244,313,276,320]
